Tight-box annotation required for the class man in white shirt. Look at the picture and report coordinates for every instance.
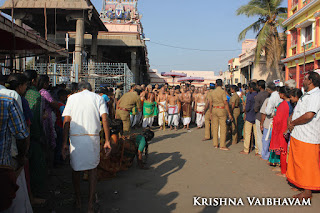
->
[62,82,111,213]
[287,71,320,200]
[0,76,22,109]
[265,82,282,116]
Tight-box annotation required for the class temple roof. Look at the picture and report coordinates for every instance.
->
[0,0,107,32]
[1,0,92,10]
[0,14,68,59]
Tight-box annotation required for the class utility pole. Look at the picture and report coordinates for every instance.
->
[303,42,306,74]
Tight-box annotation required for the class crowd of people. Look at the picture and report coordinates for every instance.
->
[0,71,154,213]
[0,69,319,212]
[114,72,320,201]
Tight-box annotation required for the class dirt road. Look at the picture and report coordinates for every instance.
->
[35,127,320,213]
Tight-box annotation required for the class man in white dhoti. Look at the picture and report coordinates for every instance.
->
[62,82,110,213]
[179,85,192,130]
[167,88,180,130]
[195,87,206,128]
[157,87,168,130]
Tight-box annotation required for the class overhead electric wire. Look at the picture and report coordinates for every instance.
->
[149,41,242,52]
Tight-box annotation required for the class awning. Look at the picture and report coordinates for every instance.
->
[0,14,68,59]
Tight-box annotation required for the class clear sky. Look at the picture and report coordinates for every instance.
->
[0,0,287,74]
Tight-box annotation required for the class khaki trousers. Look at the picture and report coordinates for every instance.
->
[116,110,131,134]
[243,120,258,153]
[232,108,240,144]
[204,111,212,139]
[255,119,263,155]
[211,108,227,148]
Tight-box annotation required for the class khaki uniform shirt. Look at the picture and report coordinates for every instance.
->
[207,87,227,107]
[118,92,141,111]
[205,90,214,100]
[230,93,240,108]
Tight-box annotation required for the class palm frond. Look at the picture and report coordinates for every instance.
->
[236,4,269,17]
[238,20,263,41]
[254,23,271,64]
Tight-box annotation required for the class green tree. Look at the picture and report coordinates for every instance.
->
[237,0,287,80]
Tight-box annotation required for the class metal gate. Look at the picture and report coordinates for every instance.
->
[33,63,134,93]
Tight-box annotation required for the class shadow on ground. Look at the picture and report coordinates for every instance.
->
[33,149,187,213]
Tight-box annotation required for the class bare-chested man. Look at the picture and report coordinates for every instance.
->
[153,84,159,93]
[203,84,208,96]
[195,87,206,128]
[175,85,180,95]
[142,85,156,128]
[179,85,192,130]
[167,88,180,130]
[157,86,168,130]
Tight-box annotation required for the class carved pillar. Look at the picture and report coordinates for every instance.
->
[90,31,98,63]
[15,19,24,72]
[88,31,98,91]
[131,49,138,83]
[75,18,84,74]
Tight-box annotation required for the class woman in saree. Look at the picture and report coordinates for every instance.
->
[268,86,293,176]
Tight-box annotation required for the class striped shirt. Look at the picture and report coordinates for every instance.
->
[0,95,29,167]
[291,87,320,144]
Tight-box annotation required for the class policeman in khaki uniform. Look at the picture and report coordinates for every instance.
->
[207,79,233,150]
[116,87,142,134]
[229,85,240,145]
[203,84,215,141]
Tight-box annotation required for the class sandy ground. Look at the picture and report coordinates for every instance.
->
[34,126,320,213]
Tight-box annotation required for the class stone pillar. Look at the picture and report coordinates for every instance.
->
[15,19,24,72]
[75,18,84,75]
[131,49,138,83]
[90,31,98,63]
[88,31,98,91]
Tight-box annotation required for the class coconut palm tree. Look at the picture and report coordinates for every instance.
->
[237,0,287,80]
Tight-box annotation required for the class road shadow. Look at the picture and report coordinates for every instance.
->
[97,150,187,213]
[149,132,186,144]
[32,125,187,213]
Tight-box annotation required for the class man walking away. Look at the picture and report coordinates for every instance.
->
[62,82,111,213]
[240,82,258,155]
